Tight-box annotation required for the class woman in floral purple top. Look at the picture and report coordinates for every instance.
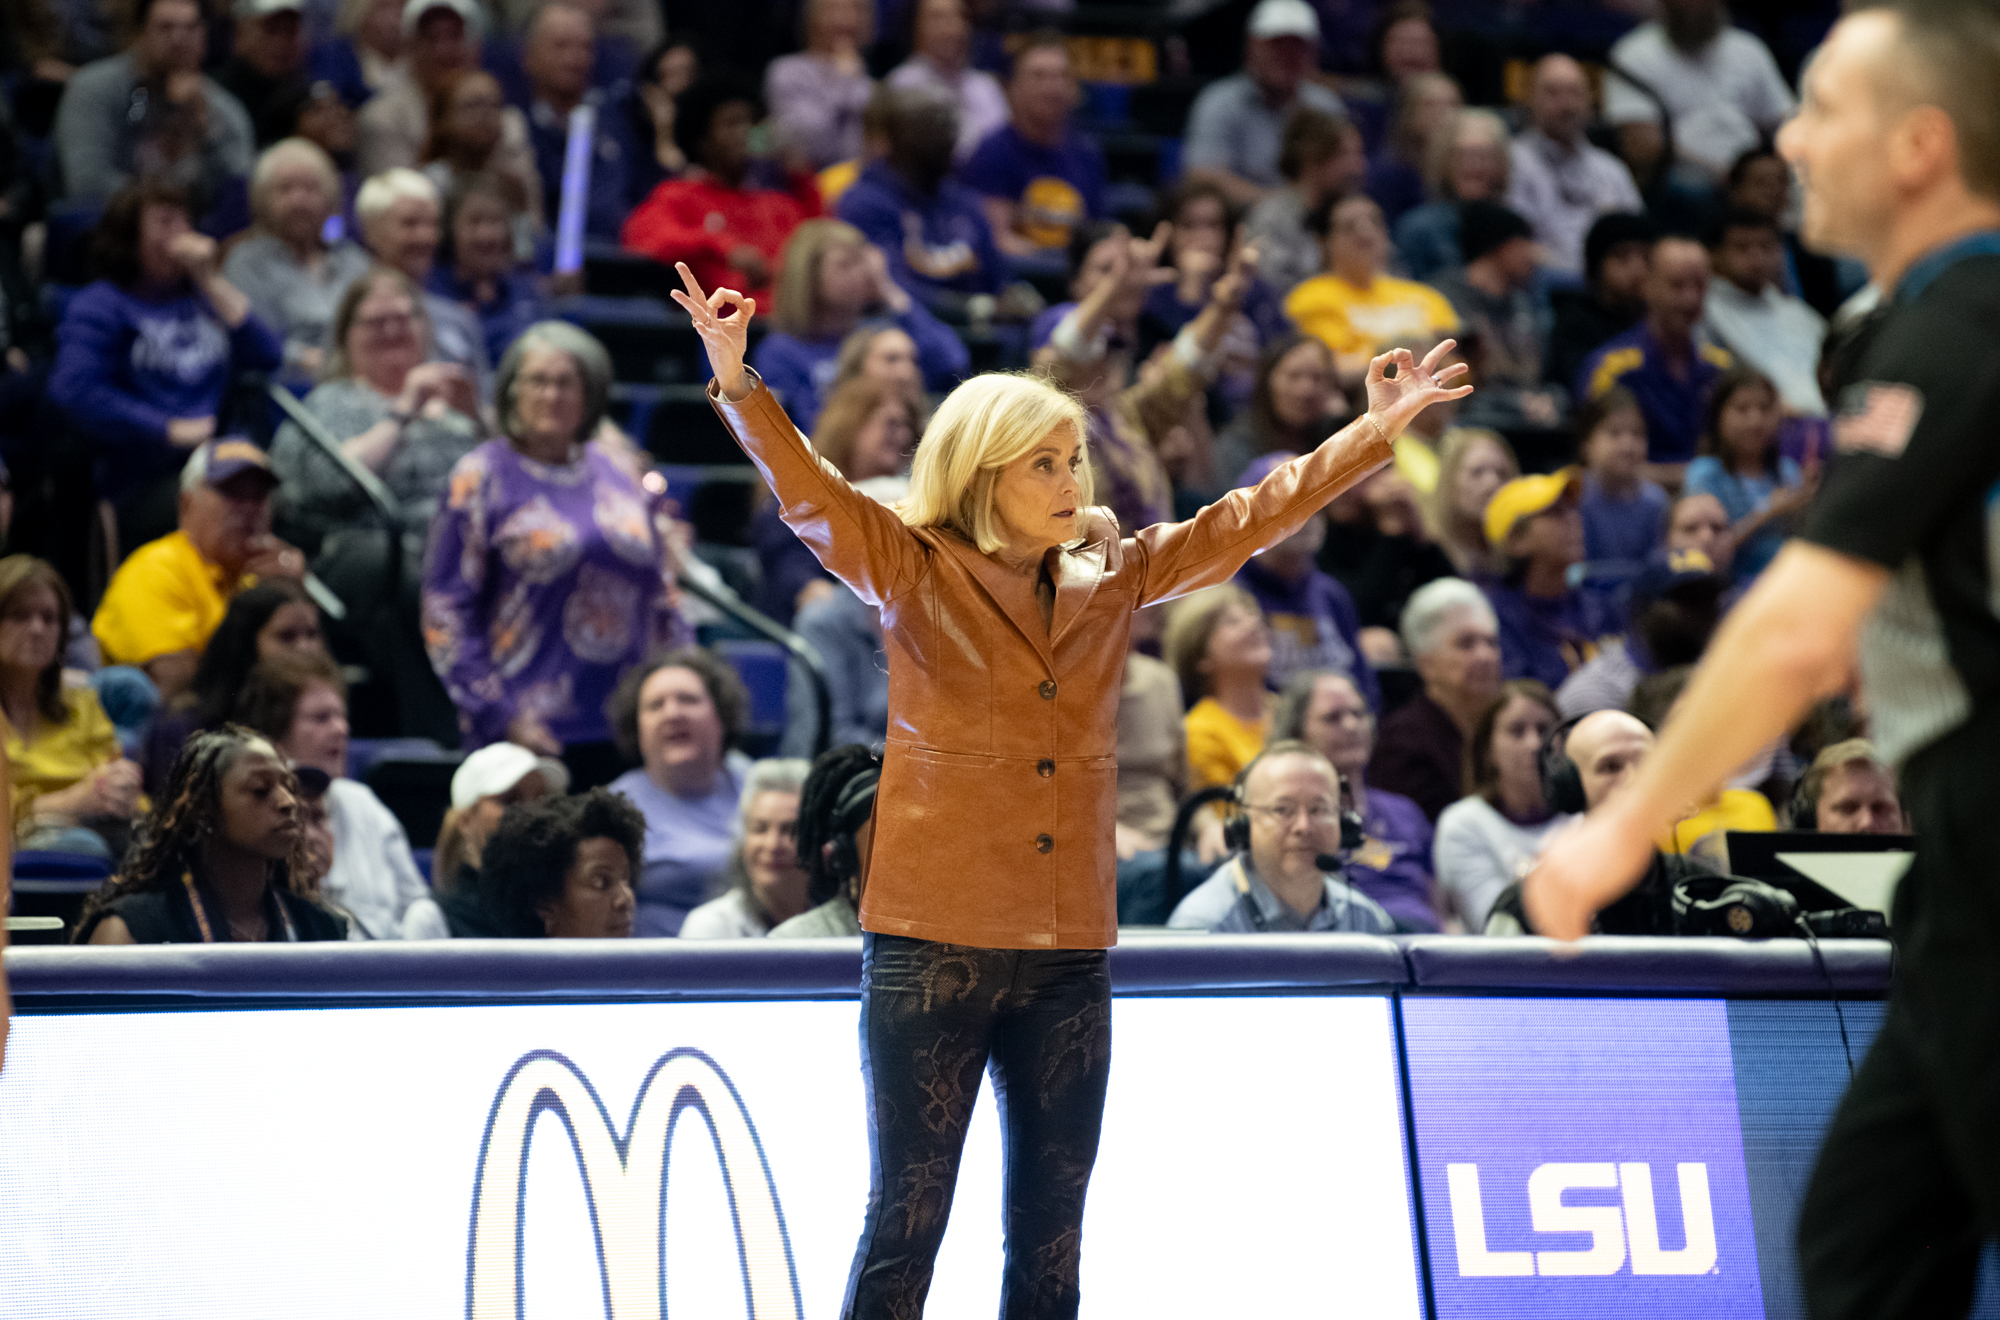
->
[422,322,685,786]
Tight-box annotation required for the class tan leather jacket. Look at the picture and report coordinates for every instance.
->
[709,372,1392,949]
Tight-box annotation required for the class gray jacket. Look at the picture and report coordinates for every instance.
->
[55,52,254,203]
[221,234,374,371]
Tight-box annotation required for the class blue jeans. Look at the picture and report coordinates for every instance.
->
[844,934,1112,1320]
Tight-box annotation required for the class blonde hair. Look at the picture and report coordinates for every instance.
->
[895,372,1091,555]
[1424,107,1512,201]
[773,217,867,337]
[1426,427,1517,572]
[250,138,342,226]
[1162,584,1262,706]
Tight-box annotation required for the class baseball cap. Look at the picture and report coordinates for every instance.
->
[1630,548,1726,608]
[1236,451,1302,489]
[1247,0,1320,41]
[402,0,485,37]
[1458,201,1534,265]
[450,741,570,810]
[180,438,279,494]
[235,0,303,17]
[1484,466,1581,548]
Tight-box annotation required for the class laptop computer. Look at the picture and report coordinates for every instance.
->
[1724,831,1915,922]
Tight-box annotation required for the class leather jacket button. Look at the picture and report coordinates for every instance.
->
[1038,680,1057,699]
[1038,759,1055,777]
[1034,833,1054,853]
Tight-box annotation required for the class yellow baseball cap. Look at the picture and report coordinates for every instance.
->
[1484,466,1582,548]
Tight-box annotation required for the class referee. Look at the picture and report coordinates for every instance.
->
[1526,2,2000,1316]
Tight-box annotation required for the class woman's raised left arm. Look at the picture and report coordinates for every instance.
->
[675,264,927,607]
[1129,341,1471,607]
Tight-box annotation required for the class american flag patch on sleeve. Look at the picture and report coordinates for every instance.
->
[1834,383,1925,458]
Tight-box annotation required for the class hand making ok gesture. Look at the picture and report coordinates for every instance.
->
[670,261,756,401]
[1362,338,1475,441]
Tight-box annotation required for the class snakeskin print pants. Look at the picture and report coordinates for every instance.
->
[841,933,1113,1320]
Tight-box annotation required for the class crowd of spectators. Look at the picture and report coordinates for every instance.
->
[0,0,1904,944]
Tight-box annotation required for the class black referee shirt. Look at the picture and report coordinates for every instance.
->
[1800,233,2000,769]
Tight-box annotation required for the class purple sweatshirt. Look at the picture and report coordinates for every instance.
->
[421,438,688,748]
[749,301,970,435]
[49,280,283,501]
[834,160,1005,307]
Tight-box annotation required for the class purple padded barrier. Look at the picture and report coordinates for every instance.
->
[4,934,1894,1007]
[3,933,1412,1007]
[3,941,867,1004]
[1108,933,1409,991]
[1401,934,1894,996]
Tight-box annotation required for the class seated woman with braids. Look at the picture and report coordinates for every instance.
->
[479,787,643,939]
[76,726,349,944]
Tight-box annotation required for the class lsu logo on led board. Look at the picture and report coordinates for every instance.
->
[465,1047,804,1320]
[1446,1162,1718,1278]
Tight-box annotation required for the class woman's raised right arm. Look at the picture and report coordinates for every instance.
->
[674,264,926,608]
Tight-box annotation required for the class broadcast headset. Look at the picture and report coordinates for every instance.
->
[1537,713,1592,816]
[1541,712,1821,939]
[1221,740,1366,856]
[824,766,881,883]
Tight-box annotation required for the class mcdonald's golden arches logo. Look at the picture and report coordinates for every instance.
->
[467,1048,804,1320]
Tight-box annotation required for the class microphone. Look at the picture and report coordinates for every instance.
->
[1315,853,1343,874]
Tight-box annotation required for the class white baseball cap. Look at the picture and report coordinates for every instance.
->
[450,742,570,811]
[235,0,303,18]
[1247,0,1321,41]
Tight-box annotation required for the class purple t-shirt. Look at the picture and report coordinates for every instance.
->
[422,439,684,748]
[609,760,745,936]
[1236,556,1381,710]
[1346,787,1439,933]
[1483,577,1621,691]
[1579,474,1669,569]
[834,160,1005,305]
[958,123,1107,250]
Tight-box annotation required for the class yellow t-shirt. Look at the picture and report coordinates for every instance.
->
[1184,696,1269,790]
[1283,273,1461,361]
[4,686,121,829]
[92,531,249,666]
[1393,434,1440,496]
[1665,788,1778,856]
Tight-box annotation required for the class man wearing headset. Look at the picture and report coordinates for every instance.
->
[1165,740,1395,933]
[1486,709,1711,935]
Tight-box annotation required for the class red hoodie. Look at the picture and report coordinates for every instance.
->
[620,171,821,307]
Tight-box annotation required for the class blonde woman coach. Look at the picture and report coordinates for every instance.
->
[677,258,1469,1318]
